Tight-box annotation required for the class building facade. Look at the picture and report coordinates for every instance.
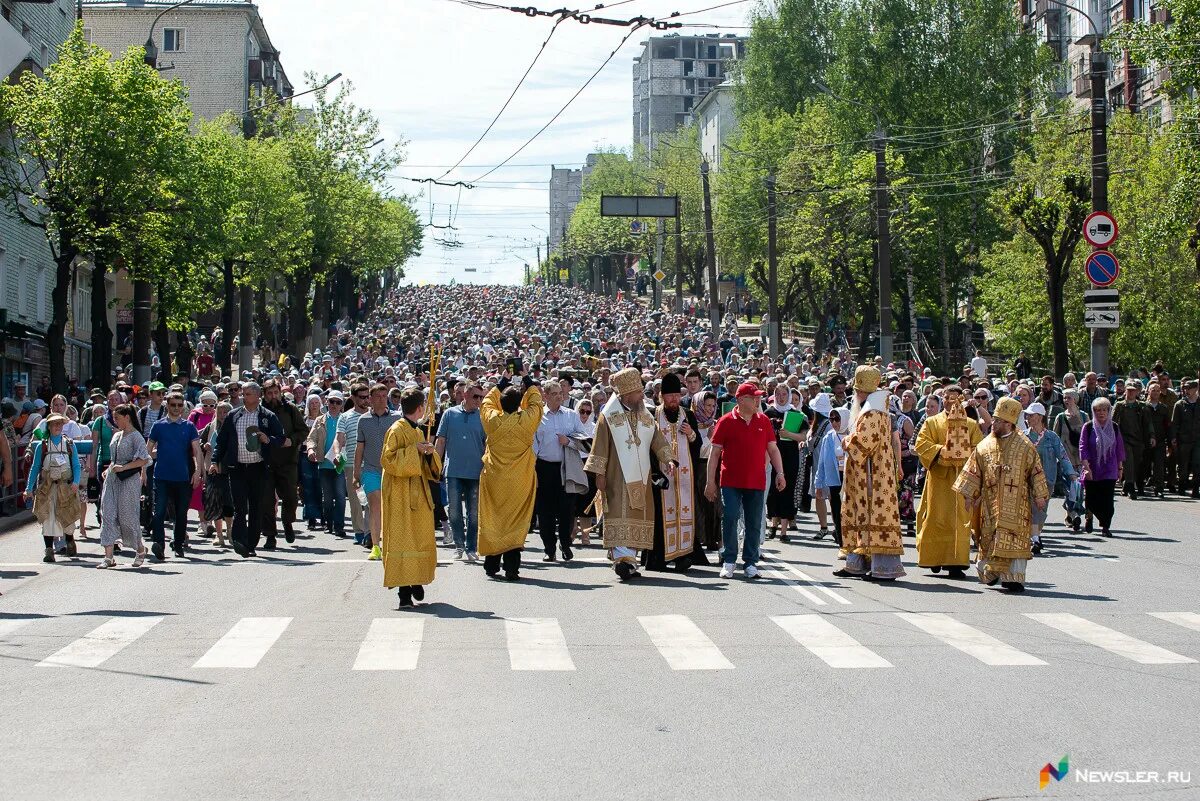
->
[692,81,737,173]
[1023,0,1171,123]
[0,0,82,396]
[632,32,745,153]
[549,153,600,257]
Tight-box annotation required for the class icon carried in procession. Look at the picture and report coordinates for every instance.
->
[1082,211,1118,248]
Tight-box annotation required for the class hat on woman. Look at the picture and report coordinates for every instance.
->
[1026,402,1047,418]
[43,413,68,426]
[809,392,833,417]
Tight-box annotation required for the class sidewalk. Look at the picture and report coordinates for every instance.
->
[0,511,32,535]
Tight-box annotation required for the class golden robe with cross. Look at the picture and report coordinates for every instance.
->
[840,408,904,557]
[914,410,983,568]
[380,418,443,588]
[655,406,696,562]
[478,385,543,557]
[953,431,1049,584]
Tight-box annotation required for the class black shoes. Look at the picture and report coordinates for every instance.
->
[171,542,185,558]
[283,526,295,544]
[261,538,277,551]
[1031,540,1043,555]
[1102,528,1113,538]
[397,588,413,608]
[1001,581,1026,593]
[503,572,520,581]
[615,562,636,581]
[832,568,860,578]
[1085,517,1094,533]
[151,543,166,561]
[930,566,942,574]
[42,548,54,563]
[231,542,250,558]
[947,567,967,578]
[306,519,320,531]
[562,547,573,562]
[542,555,556,562]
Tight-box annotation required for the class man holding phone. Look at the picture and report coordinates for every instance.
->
[211,382,285,558]
[532,376,586,562]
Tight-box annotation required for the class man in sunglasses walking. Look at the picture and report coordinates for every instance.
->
[147,391,203,560]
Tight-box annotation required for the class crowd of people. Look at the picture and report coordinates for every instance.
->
[4,284,1198,606]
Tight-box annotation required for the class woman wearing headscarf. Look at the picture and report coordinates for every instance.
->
[187,390,218,535]
[805,392,834,540]
[1080,397,1125,537]
[24,413,81,562]
[1052,388,1088,529]
[812,405,849,546]
[765,383,805,542]
[300,393,326,531]
[97,404,150,568]
[1024,402,1075,554]
[199,401,233,549]
[692,389,722,553]
[890,393,918,537]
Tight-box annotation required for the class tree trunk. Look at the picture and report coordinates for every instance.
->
[288,272,312,355]
[1046,261,1070,377]
[89,259,113,390]
[47,242,76,395]
[905,256,918,362]
[254,286,271,347]
[153,282,172,382]
[175,330,194,379]
[311,277,328,348]
[219,258,236,374]
[938,221,951,374]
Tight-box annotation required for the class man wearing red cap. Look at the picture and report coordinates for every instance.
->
[705,381,786,579]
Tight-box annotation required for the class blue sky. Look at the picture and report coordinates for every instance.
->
[257,0,752,285]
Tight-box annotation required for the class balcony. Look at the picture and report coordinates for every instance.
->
[1074,72,1091,97]
[1035,0,1061,20]
[6,54,40,83]
[1150,5,1171,23]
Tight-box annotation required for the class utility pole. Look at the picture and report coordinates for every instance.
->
[1089,49,1110,376]
[536,245,541,285]
[239,284,254,375]
[766,169,781,356]
[653,180,665,310]
[700,160,719,339]
[874,129,894,365]
[561,223,569,287]
[673,196,684,313]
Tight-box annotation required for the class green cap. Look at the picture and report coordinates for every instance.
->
[147,381,167,392]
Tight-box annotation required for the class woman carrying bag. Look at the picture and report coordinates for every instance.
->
[97,404,150,568]
[24,414,81,563]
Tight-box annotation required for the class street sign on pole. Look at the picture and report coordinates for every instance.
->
[653,269,666,283]
[1083,211,1118,248]
[629,220,643,235]
[1084,250,1120,287]
[1084,288,1119,305]
[1084,308,1120,328]
[601,195,678,218]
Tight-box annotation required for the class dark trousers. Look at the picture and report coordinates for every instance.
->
[535,458,574,557]
[484,549,522,577]
[229,462,269,551]
[262,461,299,538]
[319,468,347,535]
[1178,443,1200,494]
[1084,479,1117,529]
[152,479,192,548]
[1144,442,1166,492]
[829,484,843,547]
[1122,444,1145,495]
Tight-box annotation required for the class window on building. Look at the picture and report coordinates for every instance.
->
[682,60,693,75]
[163,28,185,52]
[18,256,29,317]
[35,264,45,322]
[707,45,717,59]
[707,62,718,77]
[82,27,92,43]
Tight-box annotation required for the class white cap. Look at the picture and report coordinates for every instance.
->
[1026,401,1047,417]
[326,390,345,402]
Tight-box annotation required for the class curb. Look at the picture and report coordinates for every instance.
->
[0,511,33,534]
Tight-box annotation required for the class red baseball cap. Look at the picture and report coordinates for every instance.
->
[735,382,764,398]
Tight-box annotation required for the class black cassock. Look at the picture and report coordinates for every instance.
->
[641,405,710,571]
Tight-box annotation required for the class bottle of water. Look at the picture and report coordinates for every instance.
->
[356,485,367,508]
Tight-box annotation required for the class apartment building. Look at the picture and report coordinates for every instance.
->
[549,153,600,256]
[0,0,81,393]
[632,32,746,153]
[692,81,737,173]
[1023,0,1171,123]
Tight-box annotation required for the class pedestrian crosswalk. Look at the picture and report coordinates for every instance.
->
[1,611,1196,674]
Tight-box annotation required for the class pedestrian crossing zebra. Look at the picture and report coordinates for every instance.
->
[2,611,1195,673]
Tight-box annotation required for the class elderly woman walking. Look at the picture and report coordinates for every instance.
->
[24,413,82,562]
[97,404,150,568]
[187,390,218,536]
[1080,397,1125,537]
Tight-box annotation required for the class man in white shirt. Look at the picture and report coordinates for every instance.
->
[532,379,586,562]
[970,350,989,381]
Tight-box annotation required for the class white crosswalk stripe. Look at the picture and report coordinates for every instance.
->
[1026,613,1196,665]
[193,617,293,669]
[353,619,424,670]
[37,617,163,668]
[772,614,892,668]
[1148,612,1200,633]
[505,617,575,671]
[638,614,734,670]
[758,563,827,605]
[898,612,1046,666]
[0,620,32,638]
[761,557,853,605]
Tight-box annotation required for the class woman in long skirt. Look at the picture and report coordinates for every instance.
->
[24,414,81,563]
[186,391,217,535]
[200,402,234,549]
[765,385,805,542]
[97,404,150,568]
[692,391,722,552]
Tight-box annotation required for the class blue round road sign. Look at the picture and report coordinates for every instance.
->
[1085,250,1120,287]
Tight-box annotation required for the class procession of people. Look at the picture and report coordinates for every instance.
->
[6,284,1197,607]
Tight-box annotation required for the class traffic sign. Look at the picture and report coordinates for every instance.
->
[1084,288,1119,305]
[1083,211,1118,248]
[653,269,666,283]
[1084,250,1120,287]
[630,220,643,234]
[1084,308,1120,328]
[558,269,568,281]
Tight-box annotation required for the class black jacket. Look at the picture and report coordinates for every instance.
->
[212,405,286,468]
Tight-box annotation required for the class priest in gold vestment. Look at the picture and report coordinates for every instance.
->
[834,366,906,581]
[914,386,983,577]
[478,376,543,581]
[585,368,676,581]
[953,396,1049,593]
[381,389,443,608]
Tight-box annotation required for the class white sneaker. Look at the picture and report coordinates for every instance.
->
[454,548,465,560]
[744,564,760,579]
[719,563,735,578]
[97,557,116,569]
[465,551,478,563]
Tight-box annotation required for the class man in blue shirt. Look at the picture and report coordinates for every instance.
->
[147,391,202,560]
[436,380,486,560]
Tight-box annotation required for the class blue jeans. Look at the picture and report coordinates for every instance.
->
[318,467,347,535]
[299,457,323,524]
[152,478,192,548]
[446,476,479,551]
[721,487,765,567]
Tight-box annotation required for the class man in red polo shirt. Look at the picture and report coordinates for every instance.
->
[705,382,786,579]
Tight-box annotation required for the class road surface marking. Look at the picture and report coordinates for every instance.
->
[193,617,293,669]
[772,614,892,668]
[505,617,575,671]
[762,557,853,605]
[353,619,424,671]
[898,612,1046,666]
[37,617,163,668]
[0,620,33,638]
[1149,612,1200,633]
[1026,613,1196,664]
[638,614,734,670]
[759,563,827,605]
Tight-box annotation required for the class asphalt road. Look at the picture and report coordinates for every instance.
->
[1,493,1198,801]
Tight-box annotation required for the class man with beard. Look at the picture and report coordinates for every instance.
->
[642,371,706,572]
[585,368,676,581]
[261,378,304,547]
[914,386,982,578]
